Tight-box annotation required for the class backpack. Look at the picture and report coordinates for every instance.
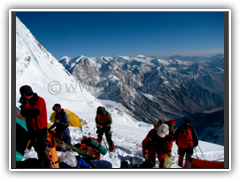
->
[96,107,113,126]
[177,126,194,148]
[106,111,113,126]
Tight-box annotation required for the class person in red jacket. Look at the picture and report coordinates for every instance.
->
[174,119,198,168]
[19,85,48,168]
[142,123,173,168]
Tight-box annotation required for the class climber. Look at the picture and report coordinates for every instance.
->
[95,106,115,152]
[142,124,174,168]
[165,119,176,141]
[174,119,198,168]
[48,104,72,145]
[19,85,48,168]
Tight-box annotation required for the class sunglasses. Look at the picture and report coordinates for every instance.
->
[52,106,60,111]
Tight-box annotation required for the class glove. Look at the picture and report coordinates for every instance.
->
[167,151,172,157]
[19,96,28,105]
[144,153,149,160]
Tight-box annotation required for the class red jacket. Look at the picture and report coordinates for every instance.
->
[142,128,173,155]
[21,93,47,133]
[95,112,112,127]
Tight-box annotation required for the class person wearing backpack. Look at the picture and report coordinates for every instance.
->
[48,104,72,145]
[142,124,174,168]
[95,106,115,152]
[174,119,198,168]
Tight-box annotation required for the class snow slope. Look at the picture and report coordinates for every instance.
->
[22,106,224,169]
[16,16,102,117]
[15,16,224,170]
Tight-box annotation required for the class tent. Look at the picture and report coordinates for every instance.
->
[191,158,224,168]
[16,117,29,161]
[49,109,81,128]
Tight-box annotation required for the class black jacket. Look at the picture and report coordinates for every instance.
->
[49,109,70,131]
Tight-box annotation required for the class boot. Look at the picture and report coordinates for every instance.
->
[178,155,184,167]
[183,158,193,168]
[109,143,115,152]
[159,160,164,168]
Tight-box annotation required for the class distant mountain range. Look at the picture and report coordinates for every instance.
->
[58,54,224,125]
[166,54,224,62]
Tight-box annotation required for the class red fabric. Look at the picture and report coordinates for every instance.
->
[46,133,57,147]
[95,114,111,126]
[176,127,194,148]
[21,95,47,132]
[191,158,224,168]
[76,143,100,160]
[80,137,101,159]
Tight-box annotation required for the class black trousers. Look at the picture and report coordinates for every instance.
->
[178,147,194,160]
[29,129,48,168]
[96,126,113,146]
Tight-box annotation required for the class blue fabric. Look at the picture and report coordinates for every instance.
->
[16,118,28,131]
[16,151,24,161]
[55,127,72,145]
[62,129,72,145]
[55,118,67,131]
[54,118,72,145]
[76,158,92,168]
[60,158,92,168]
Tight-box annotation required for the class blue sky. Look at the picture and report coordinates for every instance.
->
[16,11,224,59]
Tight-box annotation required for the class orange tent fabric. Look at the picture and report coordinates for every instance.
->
[191,158,224,168]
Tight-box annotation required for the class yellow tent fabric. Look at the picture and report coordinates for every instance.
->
[49,109,81,128]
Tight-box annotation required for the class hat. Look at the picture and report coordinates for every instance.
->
[169,119,175,126]
[184,119,191,125]
[52,104,61,111]
[157,119,164,125]
[156,124,169,138]
[20,85,34,96]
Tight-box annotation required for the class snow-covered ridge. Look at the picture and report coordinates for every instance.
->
[16,16,102,115]
[16,17,76,88]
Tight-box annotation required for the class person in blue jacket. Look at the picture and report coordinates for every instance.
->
[48,104,72,145]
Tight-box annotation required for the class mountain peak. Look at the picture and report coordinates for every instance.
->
[58,56,71,64]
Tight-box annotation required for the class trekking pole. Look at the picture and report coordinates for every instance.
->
[198,145,206,160]
[80,127,83,138]
[194,147,198,159]
[102,134,109,150]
